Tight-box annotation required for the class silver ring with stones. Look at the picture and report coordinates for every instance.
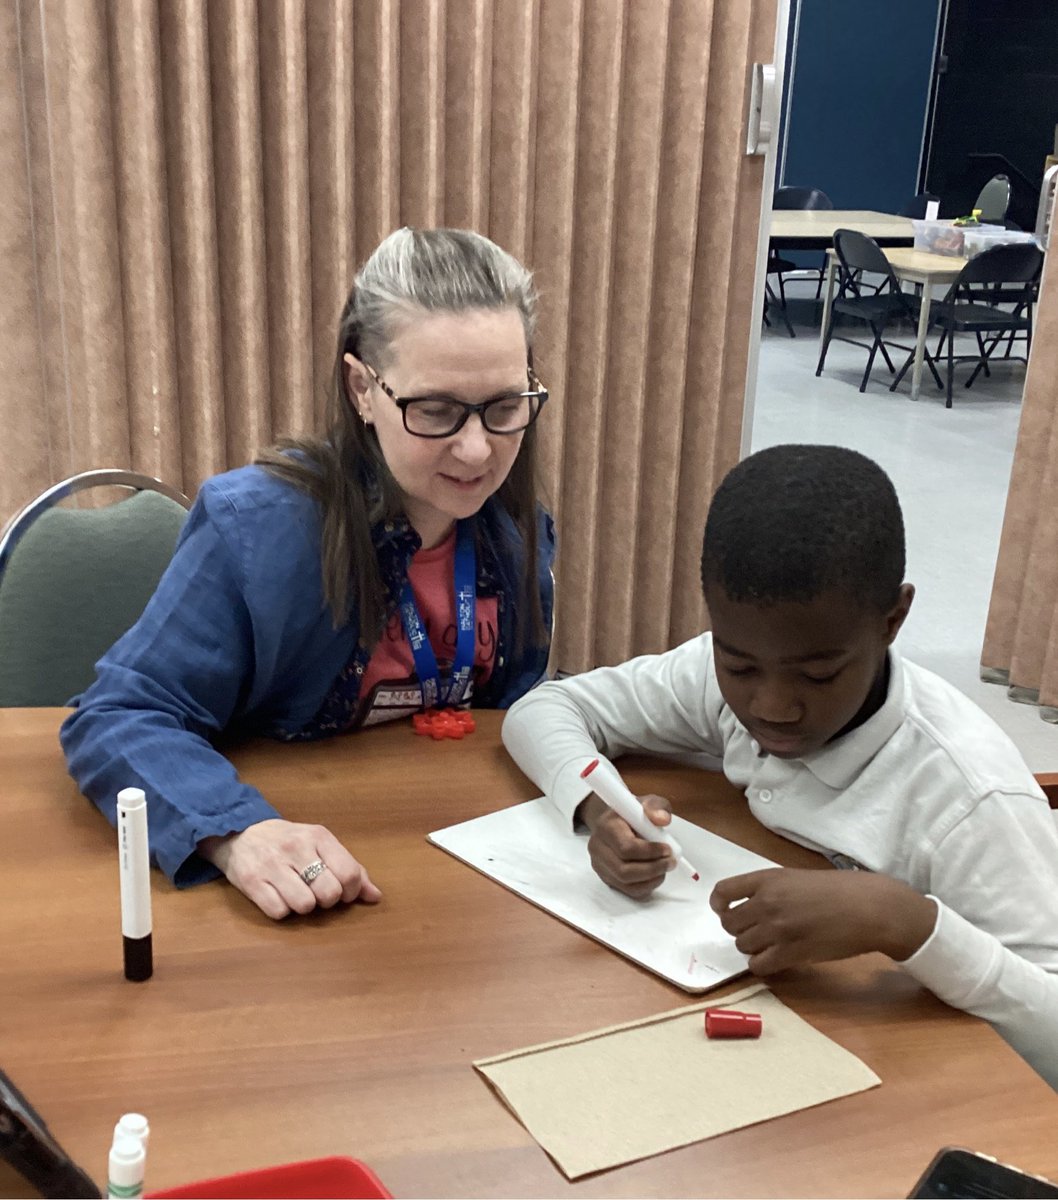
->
[300,859,327,884]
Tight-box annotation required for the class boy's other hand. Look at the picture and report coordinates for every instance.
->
[710,868,938,973]
[577,792,676,899]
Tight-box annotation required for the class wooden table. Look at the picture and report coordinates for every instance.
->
[819,247,965,401]
[769,210,914,250]
[3,709,1058,1199]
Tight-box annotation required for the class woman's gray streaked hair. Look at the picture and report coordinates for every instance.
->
[256,227,546,647]
[344,227,538,368]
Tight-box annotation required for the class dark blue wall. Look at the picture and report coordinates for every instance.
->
[925,0,1058,228]
[781,0,940,214]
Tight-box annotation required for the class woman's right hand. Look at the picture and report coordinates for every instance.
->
[198,818,382,919]
[578,792,675,899]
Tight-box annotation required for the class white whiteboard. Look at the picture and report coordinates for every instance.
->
[429,799,779,992]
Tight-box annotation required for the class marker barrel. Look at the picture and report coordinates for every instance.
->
[117,788,153,982]
[107,1133,145,1199]
[581,757,700,881]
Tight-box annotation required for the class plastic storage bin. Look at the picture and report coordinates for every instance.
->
[912,219,1008,257]
[146,1156,392,1199]
[961,227,1040,258]
[911,219,970,256]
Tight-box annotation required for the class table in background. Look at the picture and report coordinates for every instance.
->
[769,209,914,251]
[770,210,914,346]
[819,246,965,401]
[3,709,1058,1199]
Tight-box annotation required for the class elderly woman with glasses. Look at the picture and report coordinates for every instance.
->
[61,228,555,921]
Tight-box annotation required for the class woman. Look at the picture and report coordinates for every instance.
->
[61,228,555,920]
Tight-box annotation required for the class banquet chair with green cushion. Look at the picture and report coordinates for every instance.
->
[0,470,191,706]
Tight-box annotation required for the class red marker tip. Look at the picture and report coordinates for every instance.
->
[692,872,700,882]
[580,758,600,779]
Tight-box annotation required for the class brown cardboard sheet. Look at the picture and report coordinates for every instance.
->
[474,982,880,1179]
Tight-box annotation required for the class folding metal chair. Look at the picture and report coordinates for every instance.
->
[889,243,1043,408]
[816,230,942,394]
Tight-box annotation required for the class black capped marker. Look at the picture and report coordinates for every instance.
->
[117,788,153,981]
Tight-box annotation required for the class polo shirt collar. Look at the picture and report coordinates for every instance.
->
[794,652,907,789]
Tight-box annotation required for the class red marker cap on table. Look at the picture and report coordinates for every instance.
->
[705,1009,763,1039]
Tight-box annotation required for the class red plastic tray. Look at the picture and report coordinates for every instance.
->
[146,1156,392,1199]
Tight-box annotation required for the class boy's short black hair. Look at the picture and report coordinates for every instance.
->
[701,444,905,612]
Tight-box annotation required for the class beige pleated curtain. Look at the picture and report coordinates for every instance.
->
[1,0,774,673]
[981,243,1058,722]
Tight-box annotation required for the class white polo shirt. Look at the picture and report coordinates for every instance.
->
[502,633,1058,1089]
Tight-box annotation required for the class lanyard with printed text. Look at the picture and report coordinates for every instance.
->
[399,518,477,710]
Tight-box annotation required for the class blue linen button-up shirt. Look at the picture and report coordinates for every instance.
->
[60,465,555,887]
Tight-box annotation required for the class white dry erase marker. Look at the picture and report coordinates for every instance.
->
[117,788,153,981]
[580,757,701,882]
[108,1115,148,1200]
[107,1132,145,1200]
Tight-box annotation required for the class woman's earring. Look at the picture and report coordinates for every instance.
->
[344,352,372,424]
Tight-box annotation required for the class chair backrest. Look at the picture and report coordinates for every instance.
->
[0,471,191,706]
[955,241,1043,288]
[833,228,895,280]
[544,566,559,680]
[774,186,834,211]
[900,193,940,219]
[974,174,1011,223]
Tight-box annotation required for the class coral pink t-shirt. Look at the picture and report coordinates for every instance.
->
[354,528,498,728]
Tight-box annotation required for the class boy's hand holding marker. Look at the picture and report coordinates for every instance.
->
[578,758,700,899]
[578,790,680,900]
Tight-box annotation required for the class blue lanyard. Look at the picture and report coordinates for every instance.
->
[399,519,477,709]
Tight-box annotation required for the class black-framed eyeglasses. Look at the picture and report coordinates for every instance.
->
[362,362,549,439]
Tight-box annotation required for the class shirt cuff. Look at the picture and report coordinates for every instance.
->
[551,755,614,828]
[898,895,1003,1010]
[158,798,282,888]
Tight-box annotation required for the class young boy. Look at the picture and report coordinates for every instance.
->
[502,444,1058,1090]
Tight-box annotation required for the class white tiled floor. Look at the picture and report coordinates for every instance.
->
[749,295,1058,771]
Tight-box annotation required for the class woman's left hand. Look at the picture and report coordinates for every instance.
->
[199,818,382,920]
[710,868,938,974]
